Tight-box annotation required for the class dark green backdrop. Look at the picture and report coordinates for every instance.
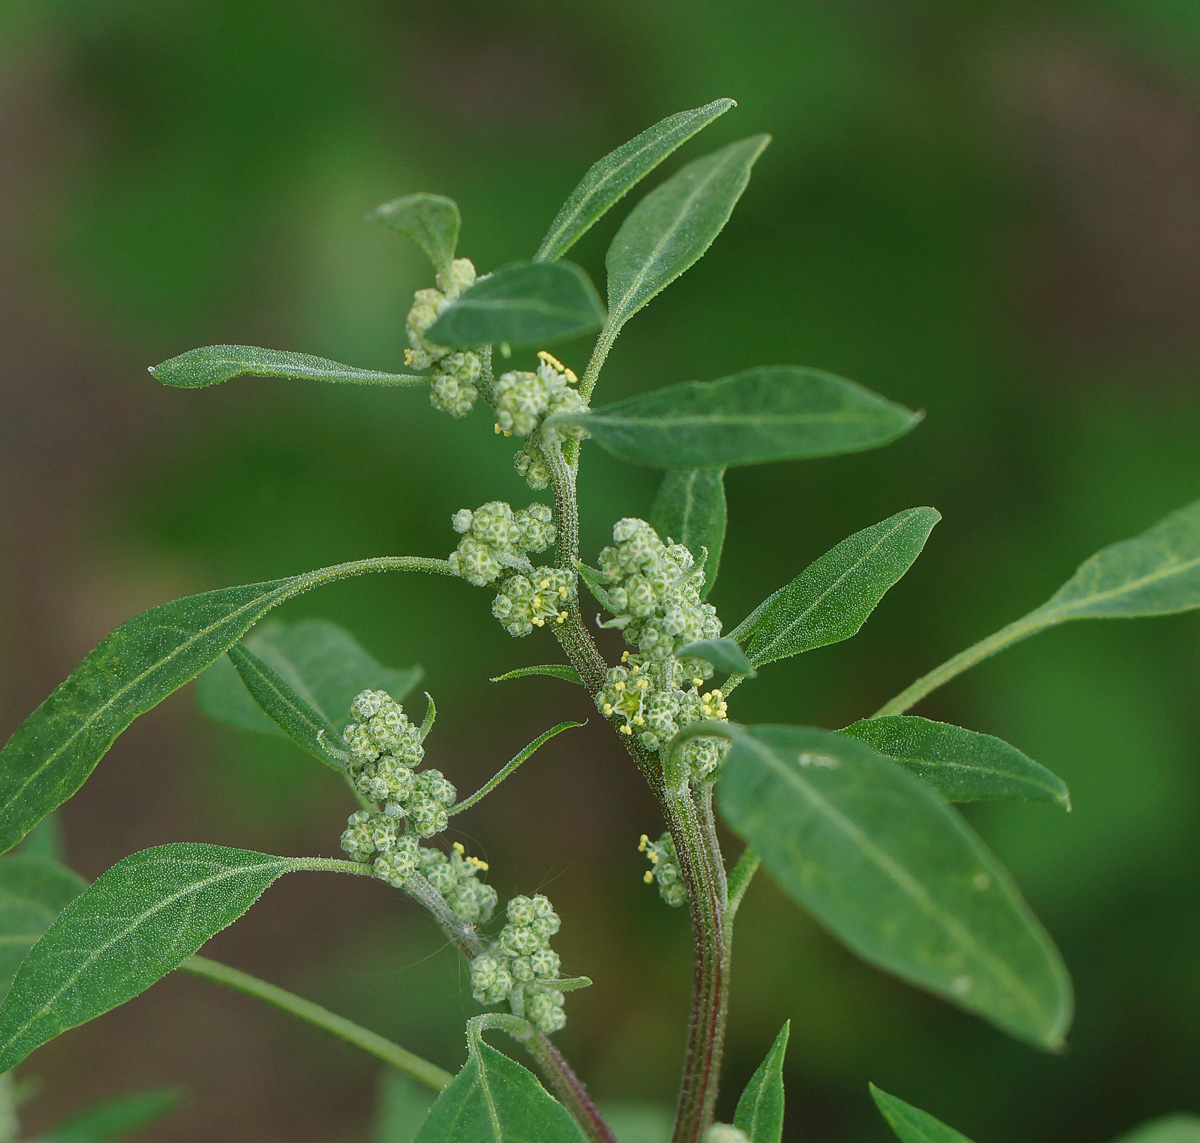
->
[1,2,1198,1141]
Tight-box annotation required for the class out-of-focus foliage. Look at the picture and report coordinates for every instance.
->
[2,2,1199,1141]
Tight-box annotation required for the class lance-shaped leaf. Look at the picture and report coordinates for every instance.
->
[841,717,1070,809]
[413,1037,585,1143]
[716,725,1073,1049]
[197,618,421,741]
[551,368,921,470]
[730,508,939,668]
[150,345,426,390]
[651,468,726,597]
[44,1088,183,1143]
[0,856,87,1001]
[869,1085,976,1143]
[676,638,754,677]
[490,665,582,686]
[536,98,736,263]
[368,193,461,277]
[0,556,446,853]
[0,843,316,1071]
[426,261,605,350]
[734,1022,789,1143]
[604,135,770,338]
[1111,1116,1200,1143]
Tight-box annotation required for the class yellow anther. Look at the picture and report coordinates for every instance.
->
[613,680,625,691]
[467,856,490,871]
[532,616,545,627]
[532,595,543,608]
[537,350,566,371]
[557,586,569,598]
[620,724,633,735]
[540,579,551,590]
[637,677,650,689]
[692,677,704,687]
[644,870,655,884]
[632,714,645,726]
[453,841,465,855]
[639,834,649,850]
[647,850,660,863]
[711,689,724,699]
[621,651,630,663]
[557,611,568,623]
[494,423,501,434]
[603,703,614,715]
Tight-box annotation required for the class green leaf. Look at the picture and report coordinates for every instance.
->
[730,508,940,667]
[17,814,64,863]
[373,1070,435,1143]
[552,367,921,470]
[426,261,605,350]
[368,193,461,277]
[0,556,440,853]
[604,135,770,337]
[733,1022,789,1143]
[1032,498,1200,623]
[490,665,583,686]
[716,725,1073,1049]
[0,856,87,1002]
[150,345,427,389]
[226,644,344,770]
[413,1038,585,1143]
[840,717,1070,809]
[43,1088,183,1143]
[596,1105,672,1143]
[535,98,737,263]
[675,638,755,677]
[869,1084,976,1143]
[1111,1116,1200,1143]
[197,618,421,740]
[650,468,726,598]
[0,843,301,1072]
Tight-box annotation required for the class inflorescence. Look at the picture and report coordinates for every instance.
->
[639,832,686,908]
[591,519,730,784]
[404,257,483,419]
[470,894,568,1033]
[337,688,577,1031]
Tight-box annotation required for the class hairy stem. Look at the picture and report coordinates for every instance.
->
[180,955,453,1091]
[527,1032,621,1143]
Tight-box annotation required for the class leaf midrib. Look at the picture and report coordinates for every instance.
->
[1041,550,1200,620]
[0,855,287,1057]
[739,515,916,662]
[609,146,745,324]
[742,736,1057,1032]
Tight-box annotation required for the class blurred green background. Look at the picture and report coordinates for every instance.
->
[2,1,1199,1140]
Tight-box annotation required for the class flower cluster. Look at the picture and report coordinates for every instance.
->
[494,352,588,442]
[595,518,721,667]
[639,832,686,908]
[470,894,568,1033]
[338,690,493,922]
[404,258,483,419]
[419,842,498,924]
[595,653,729,779]
[447,501,557,587]
[447,501,576,638]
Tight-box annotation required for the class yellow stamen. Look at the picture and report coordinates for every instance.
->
[639,834,649,850]
[557,611,568,623]
[540,579,551,590]
[494,423,501,434]
[621,651,630,663]
[647,850,660,864]
[692,677,704,686]
[633,715,645,726]
[603,703,614,715]
[532,616,545,627]
[467,856,489,871]
[637,678,650,689]
[614,680,625,691]
[453,842,465,855]
[620,724,633,735]
[557,586,569,598]
[644,870,655,884]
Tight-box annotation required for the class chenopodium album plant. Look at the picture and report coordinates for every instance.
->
[0,98,1199,1143]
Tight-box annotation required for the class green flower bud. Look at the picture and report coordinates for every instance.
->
[373,835,421,887]
[492,352,589,440]
[514,447,551,490]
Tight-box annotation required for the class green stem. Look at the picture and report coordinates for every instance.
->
[180,955,453,1092]
[871,612,1051,717]
[580,321,619,404]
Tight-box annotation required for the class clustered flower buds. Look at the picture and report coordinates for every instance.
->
[595,519,721,667]
[596,653,729,779]
[514,443,551,491]
[447,501,557,587]
[338,690,493,922]
[639,832,686,907]
[470,894,568,1032]
[447,501,576,638]
[404,258,483,418]
[494,352,588,441]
